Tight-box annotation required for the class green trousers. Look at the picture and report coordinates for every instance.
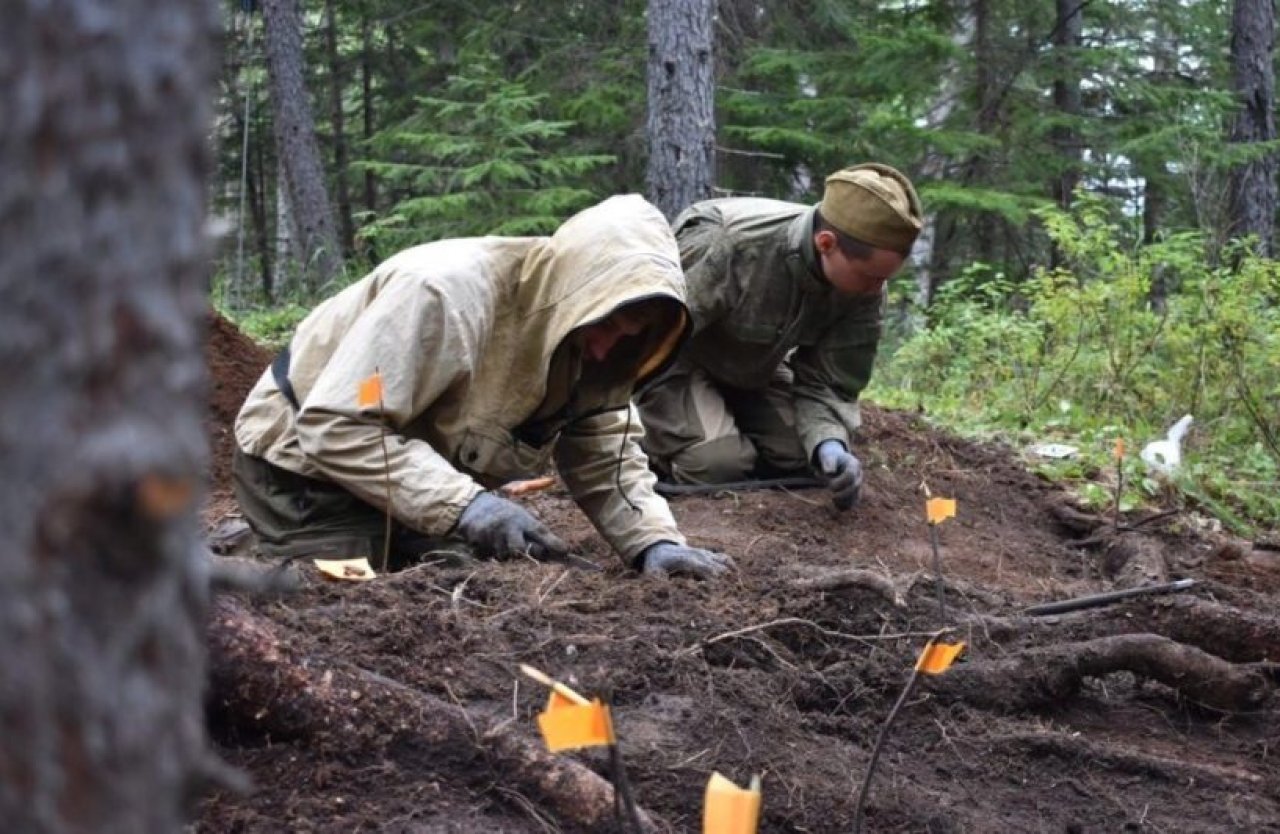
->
[232,448,470,566]
[635,358,809,484]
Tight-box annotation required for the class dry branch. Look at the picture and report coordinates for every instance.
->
[206,597,658,833]
[927,633,1272,713]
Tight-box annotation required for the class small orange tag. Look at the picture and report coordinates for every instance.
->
[1114,437,1126,460]
[357,372,384,408]
[915,641,965,674]
[537,697,615,752]
[704,772,762,834]
[925,497,956,525]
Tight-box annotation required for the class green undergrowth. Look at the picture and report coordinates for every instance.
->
[870,196,1280,537]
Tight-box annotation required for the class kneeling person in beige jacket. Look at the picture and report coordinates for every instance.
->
[233,195,732,579]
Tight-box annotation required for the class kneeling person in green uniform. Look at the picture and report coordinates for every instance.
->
[636,164,923,510]
[233,195,733,579]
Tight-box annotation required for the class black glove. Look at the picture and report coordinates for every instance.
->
[814,439,864,511]
[639,541,735,579]
[455,492,569,559]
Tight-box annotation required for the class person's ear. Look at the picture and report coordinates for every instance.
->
[814,229,838,255]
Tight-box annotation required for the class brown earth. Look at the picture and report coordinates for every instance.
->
[197,314,1280,833]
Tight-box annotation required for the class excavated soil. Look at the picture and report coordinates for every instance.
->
[197,314,1280,833]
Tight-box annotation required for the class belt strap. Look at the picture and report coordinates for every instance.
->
[271,346,301,410]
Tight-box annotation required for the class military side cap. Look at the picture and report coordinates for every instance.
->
[819,163,923,254]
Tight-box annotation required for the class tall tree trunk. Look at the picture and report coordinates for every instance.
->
[970,0,998,266]
[645,0,716,220]
[1227,0,1277,256]
[1050,0,1083,211]
[324,0,355,257]
[361,1,377,217]
[914,0,975,309]
[0,0,215,829]
[261,0,344,291]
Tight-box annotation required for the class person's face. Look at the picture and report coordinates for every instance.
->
[815,230,906,297]
[577,307,652,363]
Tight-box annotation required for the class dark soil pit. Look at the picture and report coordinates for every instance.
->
[197,319,1280,833]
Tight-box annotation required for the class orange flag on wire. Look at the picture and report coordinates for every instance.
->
[1114,437,1126,461]
[925,497,956,525]
[357,372,384,408]
[703,772,762,834]
[520,665,615,752]
[915,641,965,674]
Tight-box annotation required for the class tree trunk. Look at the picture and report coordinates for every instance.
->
[0,1,216,829]
[361,1,377,218]
[324,0,356,257]
[645,0,716,220]
[1227,0,1277,256]
[1050,0,1083,216]
[261,0,344,291]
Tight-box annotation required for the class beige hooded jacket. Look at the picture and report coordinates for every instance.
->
[235,195,689,562]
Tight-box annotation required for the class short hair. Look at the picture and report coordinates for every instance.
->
[814,210,877,260]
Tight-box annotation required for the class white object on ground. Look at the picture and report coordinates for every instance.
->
[1028,443,1079,459]
[1140,414,1193,476]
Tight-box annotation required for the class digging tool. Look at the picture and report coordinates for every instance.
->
[653,475,823,496]
[1022,578,1196,617]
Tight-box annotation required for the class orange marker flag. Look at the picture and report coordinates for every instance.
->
[1114,437,1126,460]
[521,665,615,752]
[925,497,956,525]
[357,372,384,408]
[704,772,762,834]
[915,640,965,674]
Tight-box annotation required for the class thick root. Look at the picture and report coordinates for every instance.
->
[206,597,657,832]
[928,633,1272,713]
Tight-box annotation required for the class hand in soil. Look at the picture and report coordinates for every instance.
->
[815,439,864,510]
[454,491,569,559]
[640,541,735,579]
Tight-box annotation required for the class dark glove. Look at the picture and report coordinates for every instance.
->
[639,541,735,579]
[814,439,864,511]
[455,492,570,559]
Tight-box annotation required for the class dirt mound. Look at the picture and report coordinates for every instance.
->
[205,312,270,492]
[197,327,1280,833]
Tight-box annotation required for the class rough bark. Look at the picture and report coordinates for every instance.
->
[261,0,344,290]
[1227,0,1277,256]
[324,0,355,256]
[0,1,217,829]
[645,0,715,220]
[207,597,659,833]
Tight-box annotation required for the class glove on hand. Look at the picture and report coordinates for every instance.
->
[815,439,864,511]
[640,541,735,579]
[455,492,569,559]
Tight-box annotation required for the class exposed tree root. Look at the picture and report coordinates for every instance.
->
[206,597,658,833]
[793,568,919,608]
[989,731,1266,786]
[974,595,1280,665]
[927,633,1272,713]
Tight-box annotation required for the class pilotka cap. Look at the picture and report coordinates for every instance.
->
[819,163,923,254]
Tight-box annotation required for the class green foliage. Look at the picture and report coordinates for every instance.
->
[872,194,1280,533]
[356,44,614,252]
[221,302,312,350]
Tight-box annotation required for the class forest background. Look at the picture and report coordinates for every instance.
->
[212,0,1279,535]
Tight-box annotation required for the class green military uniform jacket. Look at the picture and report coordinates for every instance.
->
[673,197,884,458]
[235,195,689,562]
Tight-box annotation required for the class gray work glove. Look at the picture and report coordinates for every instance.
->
[455,492,570,559]
[639,541,735,579]
[814,439,864,511]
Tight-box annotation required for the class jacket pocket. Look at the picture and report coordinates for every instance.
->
[455,425,555,485]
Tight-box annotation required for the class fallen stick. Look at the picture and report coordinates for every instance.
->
[926,633,1271,713]
[206,597,658,832]
[793,568,917,608]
